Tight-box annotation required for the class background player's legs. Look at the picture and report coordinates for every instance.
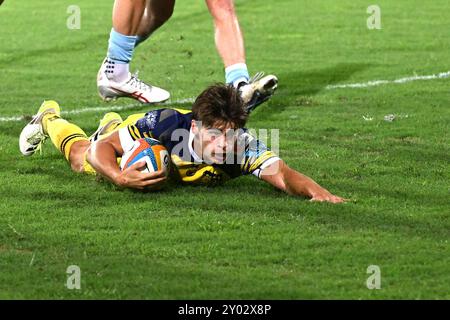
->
[106,0,146,83]
[98,0,170,103]
[107,0,176,73]
[135,0,176,47]
[205,0,249,87]
[205,0,278,114]
[113,0,146,36]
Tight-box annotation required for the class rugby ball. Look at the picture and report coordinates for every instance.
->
[120,138,169,175]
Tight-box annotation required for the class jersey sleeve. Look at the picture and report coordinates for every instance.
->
[239,132,280,179]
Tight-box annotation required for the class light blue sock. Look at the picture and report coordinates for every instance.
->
[134,34,150,48]
[107,28,137,63]
[225,63,250,87]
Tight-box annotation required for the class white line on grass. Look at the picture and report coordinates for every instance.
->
[1,70,449,123]
[0,116,23,122]
[0,97,195,123]
[326,70,450,90]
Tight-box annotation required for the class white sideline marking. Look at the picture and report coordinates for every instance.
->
[0,97,195,123]
[0,116,23,122]
[1,70,449,123]
[326,71,450,90]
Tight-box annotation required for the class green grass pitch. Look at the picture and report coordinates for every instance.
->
[0,0,449,299]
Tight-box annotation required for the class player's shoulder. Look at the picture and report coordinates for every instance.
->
[151,107,191,117]
[137,108,192,131]
[162,108,192,126]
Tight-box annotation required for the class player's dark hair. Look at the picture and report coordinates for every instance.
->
[192,83,248,129]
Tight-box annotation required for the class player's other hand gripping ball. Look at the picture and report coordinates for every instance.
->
[120,138,170,191]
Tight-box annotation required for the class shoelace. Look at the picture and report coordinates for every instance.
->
[126,71,153,91]
[27,131,46,145]
[27,130,47,155]
[248,71,265,84]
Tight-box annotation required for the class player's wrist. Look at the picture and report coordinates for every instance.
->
[111,170,126,187]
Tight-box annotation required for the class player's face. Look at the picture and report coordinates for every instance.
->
[193,121,239,164]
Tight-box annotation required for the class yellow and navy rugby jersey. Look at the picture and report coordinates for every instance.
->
[118,108,280,186]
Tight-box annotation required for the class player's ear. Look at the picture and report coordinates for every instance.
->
[191,120,198,134]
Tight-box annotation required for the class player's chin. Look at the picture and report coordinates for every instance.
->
[209,153,228,164]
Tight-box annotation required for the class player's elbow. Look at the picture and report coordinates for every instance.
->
[279,161,298,195]
[85,139,107,168]
[85,144,95,166]
[280,161,291,179]
[260,159,288,192]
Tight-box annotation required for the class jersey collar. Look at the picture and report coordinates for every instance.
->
[188,127,203,163]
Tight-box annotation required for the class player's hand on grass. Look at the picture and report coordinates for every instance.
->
[115,161,167,190]
[310,191,347,204]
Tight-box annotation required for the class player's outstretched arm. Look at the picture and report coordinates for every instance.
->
[260,160,346,203]
[86,131,166,190]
